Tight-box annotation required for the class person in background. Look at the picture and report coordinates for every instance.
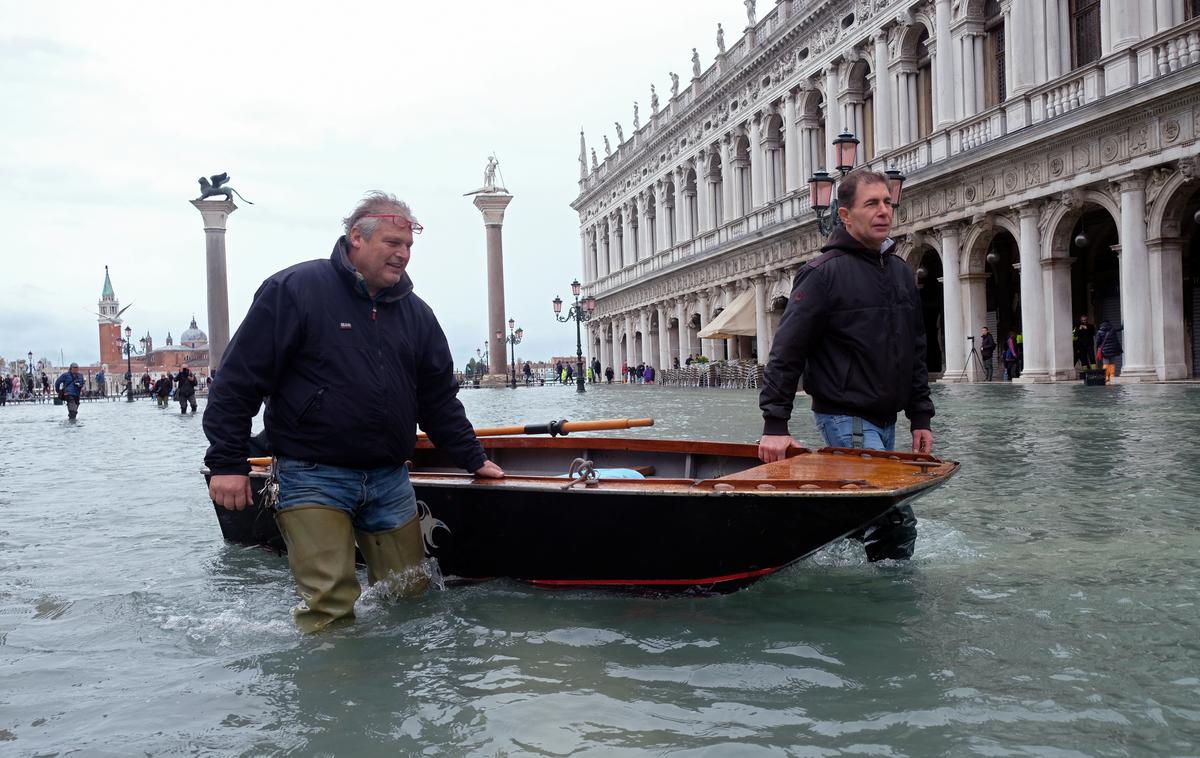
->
[176,364,199,414]
[54,363,86,421]
[979,326,996,382]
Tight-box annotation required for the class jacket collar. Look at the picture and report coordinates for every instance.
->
[329,235,414,303]
[820,225,896,260]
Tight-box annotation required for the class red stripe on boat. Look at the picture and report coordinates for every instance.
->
[529,566,779,587]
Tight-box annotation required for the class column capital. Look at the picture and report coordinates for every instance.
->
[190,199,237,231]
[1014,201,1041,219]
[1111,170,1148,192]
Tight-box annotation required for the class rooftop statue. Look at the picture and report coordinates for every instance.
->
[483,155,499,190]
[633,101,640,129]
[196,172,253,204]
[603,135,611,156]
[717,23,726,54]
[650,84,659,114]
[614,122,624,143]
[745,0,757,27]
[669,72,680,97]
[692,48,701,78]
[591,148,598,169]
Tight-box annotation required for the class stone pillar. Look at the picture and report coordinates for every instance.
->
[675,297,691,364]
[939,226,967,381]
[825,66,840,170]
[960,33,976,119]
[697,290,711,359]
[720,137,736,222]
[934,0,955,127]
[1009,0,1035,95]
[750,117,766,209]
[638,308,653,366]
[656,303,671,369]
[873,32,893,154]
[1043,257,1076,380]
[1044,0,1063,80]
[753,276,770,364]
[607,215,619,272]
[1110,0,1143,52]
[1148,238,1188,380]
[191,199,236,374]
[784,92,801,193]
[655,182,670,251]
[1015,202,1049,382]
[961,273,989,381]
[622,313,635,371]
[580,229,592,283]
[673,168,688,243]
[896,71,913,145]
[472,192,514,378]
[1116,173,1155,380]
[696,152,712,233]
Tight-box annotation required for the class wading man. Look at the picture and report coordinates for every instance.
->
[54,363,86,420]
[758,170,934,561]
[204,192,504,633]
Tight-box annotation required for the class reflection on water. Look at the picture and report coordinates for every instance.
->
[1,383,1199,755]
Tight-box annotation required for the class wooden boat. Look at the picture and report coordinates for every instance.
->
[207,428,958,592]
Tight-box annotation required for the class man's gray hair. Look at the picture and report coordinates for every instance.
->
[343,191,418,240]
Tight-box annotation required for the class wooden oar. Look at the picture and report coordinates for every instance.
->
[246,418,654,466]
[420,417,654,439]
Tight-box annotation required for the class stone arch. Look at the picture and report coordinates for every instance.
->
[1043,189,1121,260]
[964,213,1020,274]
[1148,169,1200,240]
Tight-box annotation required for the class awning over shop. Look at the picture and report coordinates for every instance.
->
[697,288,757,339]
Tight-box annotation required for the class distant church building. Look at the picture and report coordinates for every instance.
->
[95,269,210,382]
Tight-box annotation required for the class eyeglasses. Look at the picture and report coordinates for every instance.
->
[363,214,424,234]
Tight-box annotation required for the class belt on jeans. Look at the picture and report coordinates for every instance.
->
[851,417,864,449]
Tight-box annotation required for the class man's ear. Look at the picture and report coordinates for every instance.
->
[837,204,850,222]
[347,227,362,250]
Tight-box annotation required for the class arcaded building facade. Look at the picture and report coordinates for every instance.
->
[573,0,1200,382]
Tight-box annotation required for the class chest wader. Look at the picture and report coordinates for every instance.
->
[847,417,919,562]
[275,504,361,634]
[355,517,430,599]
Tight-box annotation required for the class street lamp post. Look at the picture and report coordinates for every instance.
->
[552,279,596,394]
[501,319,523,389]
[808,130,906,236]
[117,325,147,403]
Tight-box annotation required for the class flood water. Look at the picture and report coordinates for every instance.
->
[1,383,1198,756]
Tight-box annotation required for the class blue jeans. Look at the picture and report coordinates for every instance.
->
[811,413,916,561]
[812,413,896,451]
[275,459,417,532]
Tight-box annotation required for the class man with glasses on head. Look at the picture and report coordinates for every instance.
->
[757,170,934,562]
[204,192,504,633]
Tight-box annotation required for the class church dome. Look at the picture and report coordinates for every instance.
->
[180,316,208,347]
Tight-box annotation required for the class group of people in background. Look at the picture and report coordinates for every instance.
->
[974,313,1123,382]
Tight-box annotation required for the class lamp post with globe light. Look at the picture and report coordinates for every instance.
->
[552,279,596,394]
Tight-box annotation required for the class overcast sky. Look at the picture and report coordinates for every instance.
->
[0,0,744,371]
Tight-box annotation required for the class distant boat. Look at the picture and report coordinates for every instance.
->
[206,436,957,592]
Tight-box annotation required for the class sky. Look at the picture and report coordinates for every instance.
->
[0,0,744,372]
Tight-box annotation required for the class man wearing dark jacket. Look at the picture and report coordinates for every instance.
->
[979,326,996,381]
[175,364,198,414]
[758,170,934,561]
[54,363,86,420]
[204,192,504,633]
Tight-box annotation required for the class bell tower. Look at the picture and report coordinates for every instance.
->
[97,266,124,367]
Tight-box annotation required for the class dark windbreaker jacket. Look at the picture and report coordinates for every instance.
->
[203,237,486,476]
[759,226,935,435]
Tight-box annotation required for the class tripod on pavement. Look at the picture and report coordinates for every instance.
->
[961,336,987,382]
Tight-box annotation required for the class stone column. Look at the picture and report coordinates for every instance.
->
[939,225,967,381]
[750,117,766,209]
[580,229,592,283]
[696,152,712,233]
[720,137,736,222]
[673,168,688,243]
[784,92,801,193]
[655,182,670,251]
[1148,238,1188,380]
[696,290,711,359]
[638,308,652,366]
[934,0,955,127]
[825,66,840,170]
[190,199,236,374]
[675,297,691,364]
[622,313,635,372]
[656,303,671,369]
[753,276,770,364]
[1009,0,1035,95]
[960,33,976,119]
[1116,173,1155,380]
[961,273,989,381]
[1015,202,1048,382]
[472,192,514,378]
[873,32,894,154]
[1043,257,1076,380]
[606,215,619,272]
